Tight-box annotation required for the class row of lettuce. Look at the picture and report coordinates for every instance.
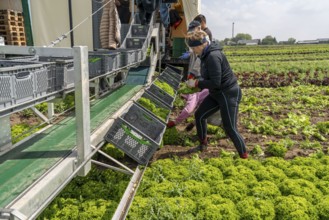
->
[128,156,329,219]
[227,44,329,87]
[38,155,329,219]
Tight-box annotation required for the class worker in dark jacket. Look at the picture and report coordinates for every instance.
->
[185,29,248,159]
[136,0,160,25]
[193,14,212,41]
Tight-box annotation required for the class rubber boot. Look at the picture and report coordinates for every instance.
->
[240,152,248,159]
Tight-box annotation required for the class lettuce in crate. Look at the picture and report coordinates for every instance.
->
[137,97,169,122]
[154,80,175,96]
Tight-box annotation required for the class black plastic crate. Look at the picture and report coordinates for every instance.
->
[131,24,149,37]
[136,92,171,123]
[122,103,166,141]
[88,54,102,78]
[89,51,120,73]
[125,38,146,49]
[145,83,175,108]
[104,103,166,165]
[158,71,180,90]
[100,52,119,72]
[115,49,137,67]
[164,65,183,81]
[166,64,183,74]
[104,119,158,165]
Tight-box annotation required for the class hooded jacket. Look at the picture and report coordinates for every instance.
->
[198,42,237,94]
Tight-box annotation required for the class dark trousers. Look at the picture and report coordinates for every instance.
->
[117,5,131,24]
[195,84,246,156]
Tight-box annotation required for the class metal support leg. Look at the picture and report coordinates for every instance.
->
[74,46,91,176]
[30,107,49,124]
[0,115,12,153]
[107,75,115,87]
[47,103,55,122]
[94,78,100,99]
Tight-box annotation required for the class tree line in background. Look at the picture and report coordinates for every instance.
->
[216,33,297,46]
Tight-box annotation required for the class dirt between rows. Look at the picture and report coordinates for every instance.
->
[149,105,329,163]
[150,123,325,163]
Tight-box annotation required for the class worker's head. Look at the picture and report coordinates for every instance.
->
[193,14,207,29]
[186,29,210,56]
[187,20,201,33]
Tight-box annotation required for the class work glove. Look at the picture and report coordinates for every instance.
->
[187,73,195,80]
[186,78,198,88]
[167,120,176,128]
[179,51,190,60]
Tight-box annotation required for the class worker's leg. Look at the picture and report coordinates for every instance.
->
[219,85,247,158]
[194,96,220,145]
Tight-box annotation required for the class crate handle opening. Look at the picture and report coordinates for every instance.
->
[15,71,31,79]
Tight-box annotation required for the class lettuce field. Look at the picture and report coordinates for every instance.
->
[39,44,329,219]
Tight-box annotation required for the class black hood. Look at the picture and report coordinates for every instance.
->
[201,42,223,59]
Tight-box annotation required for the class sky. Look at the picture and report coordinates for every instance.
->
[201,0,329,42]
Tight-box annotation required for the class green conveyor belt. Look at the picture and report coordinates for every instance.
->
[0,84,143,208]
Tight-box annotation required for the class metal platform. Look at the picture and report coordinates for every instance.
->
[0,16,163,219]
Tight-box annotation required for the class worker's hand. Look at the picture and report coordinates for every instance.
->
[187,73,195,80]
[167,120,176,128]
[179,51,190,60]
[186,78,198,88]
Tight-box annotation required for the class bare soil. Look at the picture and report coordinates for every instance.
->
[10,112,42,126]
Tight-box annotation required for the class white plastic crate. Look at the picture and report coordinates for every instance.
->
[54,59,74,89]
[1,58,57,93]
[39,57,75,90]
